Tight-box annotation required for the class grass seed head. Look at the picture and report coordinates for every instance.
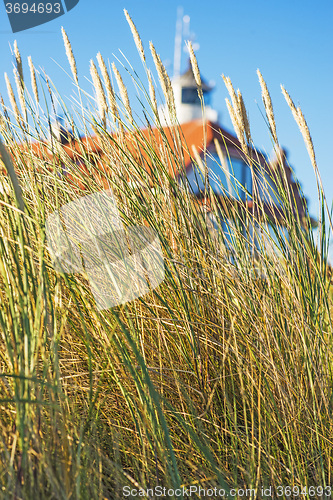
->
[225,97,248,157]
[149,42,176,117]
[149,42,169,102]
[4,72,21,124]
[124,9,146,64]
[28,56,39,106]
[96,53,118,123]
[222,75,242,123]
[297,106,317,170]
[237,89,251,145]
[186,41,202,88]
[90,59,107,125]
[13,67,27,123]
[61,27,78,83]
[112,63,133,125]
[257,69,278,144]
[147,69,157,115]
[281,85,300,126]
[13,40,23,84]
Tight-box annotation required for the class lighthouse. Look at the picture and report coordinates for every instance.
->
[158,10,218,126]
[158,64,219,126]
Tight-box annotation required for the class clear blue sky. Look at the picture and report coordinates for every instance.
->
[0,0,332,235]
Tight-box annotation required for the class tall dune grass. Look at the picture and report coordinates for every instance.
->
[0,15,332,499]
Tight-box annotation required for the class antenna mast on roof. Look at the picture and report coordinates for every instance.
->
[182,13,200,62]
[173,7,183,78]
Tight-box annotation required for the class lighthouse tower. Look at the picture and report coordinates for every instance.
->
[158,9,219,126]
[158,64,219,126]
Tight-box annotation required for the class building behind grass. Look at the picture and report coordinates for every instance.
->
[37,63,309,247]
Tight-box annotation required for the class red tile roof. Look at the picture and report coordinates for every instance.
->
[26,119,254,171]
[2,119,307,221]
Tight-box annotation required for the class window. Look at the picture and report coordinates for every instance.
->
[186,154,252,199]
[182,87,200,105]
[181,87,211,106]
[199,154,252,199]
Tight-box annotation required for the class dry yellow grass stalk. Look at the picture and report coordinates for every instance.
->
[0,108,5,137]
[293,103,333,235]
[12,41,26,123]
[149,42,169,102]
[0,95,7,128]
[13,68,27,123]
[96,53,118,123]
[225,97,248,157]
[281,86,317,170]
[0,137,24,211]
[90,60,107,124]
[213,137,232,195]
[28,56,39,106]
[163,69,176,117]
[281,86,333,235]
[4,73,21,124]
[186,41,201,88]
[237,89,251,145]
[257,69,278,144]
[147,69,157,115]
[61,27,78,84]
[222,75,242,124]
[13,40,23,84]
[124,9,146,64]
[296,107,317,171]
[191,144,206,178]
[281,86,299,126]
[223,75,249,157]
[149,42,176,118]
[112,62,133,125]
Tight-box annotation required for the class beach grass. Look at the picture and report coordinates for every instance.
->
[0,16,332,499]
